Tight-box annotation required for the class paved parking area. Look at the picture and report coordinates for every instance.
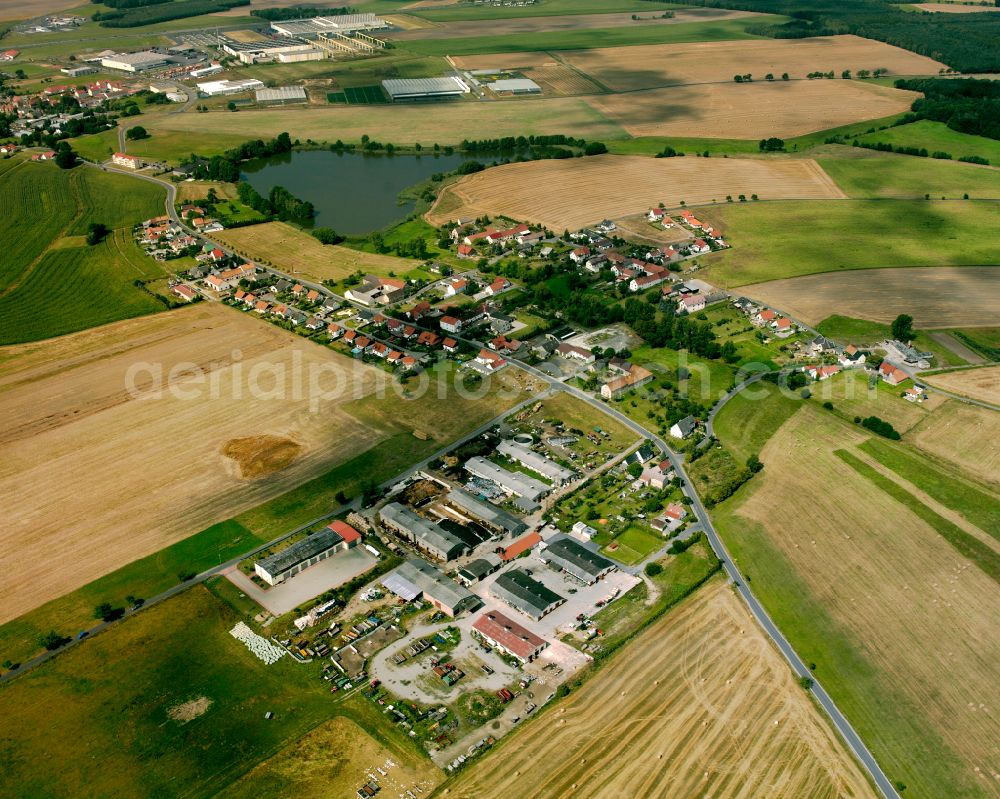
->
[224,548,377,616]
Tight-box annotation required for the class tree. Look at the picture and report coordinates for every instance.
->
[841,69,852,79]
[644,562,663,577]
[891,313,913,342]
[312,227,343,245]
[125,125,148,140]
[94,602,114,621]
[759,137,785,152]
[765,72,774,81]
[39,631,68,651]
[627,462,643,478]
[54,146,77,169]
[584,141,608,155]
[733,74,743,83]
[781,72,790,81]
[86,222,109,246]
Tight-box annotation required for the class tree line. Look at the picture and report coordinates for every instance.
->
[93,0,248,27]
[894,77,1000,142]
[250,5,354,19]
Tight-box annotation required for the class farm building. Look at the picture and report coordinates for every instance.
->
[492,568,565,620]
[382,76,470,102]
[379,502,469,561]
[101,51,169,73]
[540,536,616,584]
[473,610,548,663]
[446,489,528,537]
[458,555,502,586]
[669,415,697,439]
[600,364,653,399]
[496,440,575,486]
[256,86,308,105]
[111,152,144,169]
[465,457,549,508]
[381,558,481,617]
[255,522,360,586]
[488,78,541,95]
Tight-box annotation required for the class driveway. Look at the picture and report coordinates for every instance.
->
[223,547,377,616]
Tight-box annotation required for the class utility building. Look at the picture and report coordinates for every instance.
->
[254,523,359,586]
[381,558,481,617]
[540,536,616,585]
[379,502,469,561]
[491,568,564,620]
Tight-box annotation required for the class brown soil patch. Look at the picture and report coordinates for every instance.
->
[521,63,604,96]
[0,303,390,622]
[614,214,692,246]
[175,181,239,204]
[450,579,876,799]
[925,365,1000,406]
[223,435,304,479]
[167,696,213,723]
[586,80,921,139]
[732,405,1000,792]
[225,29,267,43]
[563,35,945,91]
[427,154,844,231]
[738,266,1000,328]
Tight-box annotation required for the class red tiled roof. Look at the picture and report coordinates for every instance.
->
[502,531,541,561]
[328,519,361,544]
[473,610,546,660]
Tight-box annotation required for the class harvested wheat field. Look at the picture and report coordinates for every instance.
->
[175,181,239,203]
[522,63,604,96]
[215,222,415,283]
[726,405,1000,797]
[0,303,394,622]
[0,0,76,19]
[739,267,1000,328]
[427,154,844,231]
[587,80,920,139]
[393,8,764,40]
[910,402,1000,487]
[911,2,1000,11]
[449,579,875,799]
[563,35,945,91]
[924,365,1000,407]
[452,51,558,71]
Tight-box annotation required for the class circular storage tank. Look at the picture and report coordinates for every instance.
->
[513,433,534,446]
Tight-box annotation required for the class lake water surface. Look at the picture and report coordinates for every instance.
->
[241,149,479,234]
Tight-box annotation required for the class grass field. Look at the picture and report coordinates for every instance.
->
[0,584,434,799]
[214,222,421,284]
[0,161,170,343]
[586,80,919,139]
[853,120,1000,165]
[598,524,662,565]
[713,403,1000,798]
[142,97,629,150]
[712,379,803,464]
[426,154,844,231]
[948,327,1000,360]
[740,266,1000,333]
[447,578,877,799]
[819,150,1000,198]
[924,364,1000,406]
[700,199,1000,287]
[562,35,944,91]
[401,16,776,55]
[408,0,675,20]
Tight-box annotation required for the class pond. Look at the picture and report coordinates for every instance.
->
[241,149,480,235]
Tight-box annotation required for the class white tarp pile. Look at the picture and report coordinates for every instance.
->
[230,622,286,665]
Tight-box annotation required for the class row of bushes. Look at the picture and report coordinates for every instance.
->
[94,0,248,27]
[849,139,990,165]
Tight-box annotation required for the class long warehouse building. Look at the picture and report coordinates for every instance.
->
[379,502,469,561]
[382,76,469,102]
[496,440,574,486]
[446,488,528,537]
[540,536,616,585]
[381,558,481,617]
[465,457,550,504]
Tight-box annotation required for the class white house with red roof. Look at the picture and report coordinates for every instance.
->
[771,317,794,336]
[879,361,909,386]
[485,277,511,296]
[753,309,776,326]
[444,278,468,297]
[689,238,710,255]
[111,152,144,169]
[172,284,197,302]
[475,348,506,371]
[647,207,666,221]
[679,294,706,313]
[630,273,669,292]
[804,364,840,381]
[440,315,462,333]
[570,246,590,264]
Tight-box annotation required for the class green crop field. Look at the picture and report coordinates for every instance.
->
[701,199,1000,287]
[947,327,1000,360]
[0,585,422,799]
[853,120,1000,166]
[400,16,774,56]
[409,0,677,21]
[819,151,1000,199]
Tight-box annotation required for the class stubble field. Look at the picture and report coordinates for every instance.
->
[585,80,920,139]
[924,365,1000,407]
[909,403,1000,487]
[447,579,876,799]
[426,154,845,231]
[738,266,1000,327]
[562,35,945,91]
[909,2,1000,11]
[215,222,417,283]
[0,304,391,622]
[716,403,1000,798]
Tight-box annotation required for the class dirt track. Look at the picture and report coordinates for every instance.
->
[0,304,388,622]
[427,154,844,231]
[447,579,875,799]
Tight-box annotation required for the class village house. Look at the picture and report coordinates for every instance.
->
[651,502,687,534]
[771,317,794,337]
[647,207,666,222]
[905,385,927,403]
[408,301,431,320]
[639,459,674,490]
[442,337,458,353]
[838,345,867,367]
[556,342,595,363]
[475,348,506,371]
[345,275,405,306]
[688,238,710,255]
[457,243,476,259]
[809,335,836,355]
[489,335,521,355]
[630,272,670,293]
[679,294,706,314]
[417,330,441,347]
[328,324,344,340]
[669,415,698,439]
[879,361,910,386]
[805,364,841,381]
[752,309,776,326]
[171,284,197,302]
[484,277,511,296]
[111,152,144,169]
[570,246,590,264]
[444,278,468,297]
[601,364,653,399]
[440,315,462,334]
